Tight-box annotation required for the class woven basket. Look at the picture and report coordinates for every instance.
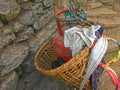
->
[34,40,91,89]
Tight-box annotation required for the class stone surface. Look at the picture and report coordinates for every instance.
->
[23,71,43,90]
[19,11,37,25]
[22,2,43,11]
[1,25,14,35]
[15,26,35,42]
[114,3,120,10]
[0,70,19,90]
[33,7,44,14]
[33,15,47,30]
[17,0,30,3]
[87,1,102,9]
[86,7,117,18]
[0,33,16,48]
[0,0,54,48]
[17,71,43,90]
[13,21,25,33]
[33,75,74,90]
[88,17,120,28]
[29,21,57,52]
[100,0,112,4]
[104,26,120,53]
[17,78,25,90]
[20,51,35,73]
[98,17,120,28]
[43,0,53,8]
[0,43,29,76]
[44,9,54,21]
[0,0,21,23]
[33,9,54,30]
[34,0,43,2]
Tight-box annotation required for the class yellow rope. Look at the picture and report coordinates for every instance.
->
[106,37,120,66]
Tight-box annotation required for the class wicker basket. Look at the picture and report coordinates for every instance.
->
[34,40,91,89]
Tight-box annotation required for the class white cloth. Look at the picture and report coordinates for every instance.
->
[64,25,101,57]
[79,36,108,90]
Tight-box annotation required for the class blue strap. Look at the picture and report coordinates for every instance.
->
[92,58,105,90]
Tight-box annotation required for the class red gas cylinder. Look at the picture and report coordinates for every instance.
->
[53,32,72,62]
[53,9,72,62]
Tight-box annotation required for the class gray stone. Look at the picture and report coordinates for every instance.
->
[0,43,29,76]
[87,2,102,9]
[86,7,117,18]
[29,21,57,52]
[24,71,43,90]
[1,25,14,35]
[13,21,25,33]
[33,6,44,14]
[17,0,30,3]
[0,1,10,15]
[43,0,53,7]
[17,78,25,90]
[33,15,47,30]
[21,51,35,73]
[88,17,120,28]
[100,0,112,4]
[44,9,54,22]
[33,9,54,30]
[15,26,35,42]
[0,33,16,48]
[0,0,21,21]
[22,2,43,11]
[19,11,36,25]
[114,3,120,10]
[33,75,74,90]
[34,0,43,2]
[15,66,23,77]
[0,71,19,90]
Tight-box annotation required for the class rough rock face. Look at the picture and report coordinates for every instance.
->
[15,26,35,42]
[100,0,112,4]
[0,0,54,48]
[33,75,74,90]
[0,0,21,23]
[0,71,19,90]
[0,32,16,48]
[0,43,29,76]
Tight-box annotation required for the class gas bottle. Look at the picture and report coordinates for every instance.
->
[53,9,72,62]
[53,9,103,62]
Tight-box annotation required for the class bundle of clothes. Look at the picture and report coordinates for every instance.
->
[52,25,120,90]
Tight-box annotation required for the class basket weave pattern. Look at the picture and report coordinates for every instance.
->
[34,41,90,89]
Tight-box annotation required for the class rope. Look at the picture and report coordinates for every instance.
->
[67,0,87,25]
[92,38,120,90]
[106,38,120,66]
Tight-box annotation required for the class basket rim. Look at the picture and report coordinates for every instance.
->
[34,40,90,74]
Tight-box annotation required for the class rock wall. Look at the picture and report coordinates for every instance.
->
[0,0,54,48]
[0,0,56,90]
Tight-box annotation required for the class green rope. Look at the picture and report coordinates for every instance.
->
[67,0,87,24]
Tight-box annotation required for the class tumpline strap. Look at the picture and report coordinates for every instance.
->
[92,38,120,90]
[80,36,108,90]
[99,63,120,90]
